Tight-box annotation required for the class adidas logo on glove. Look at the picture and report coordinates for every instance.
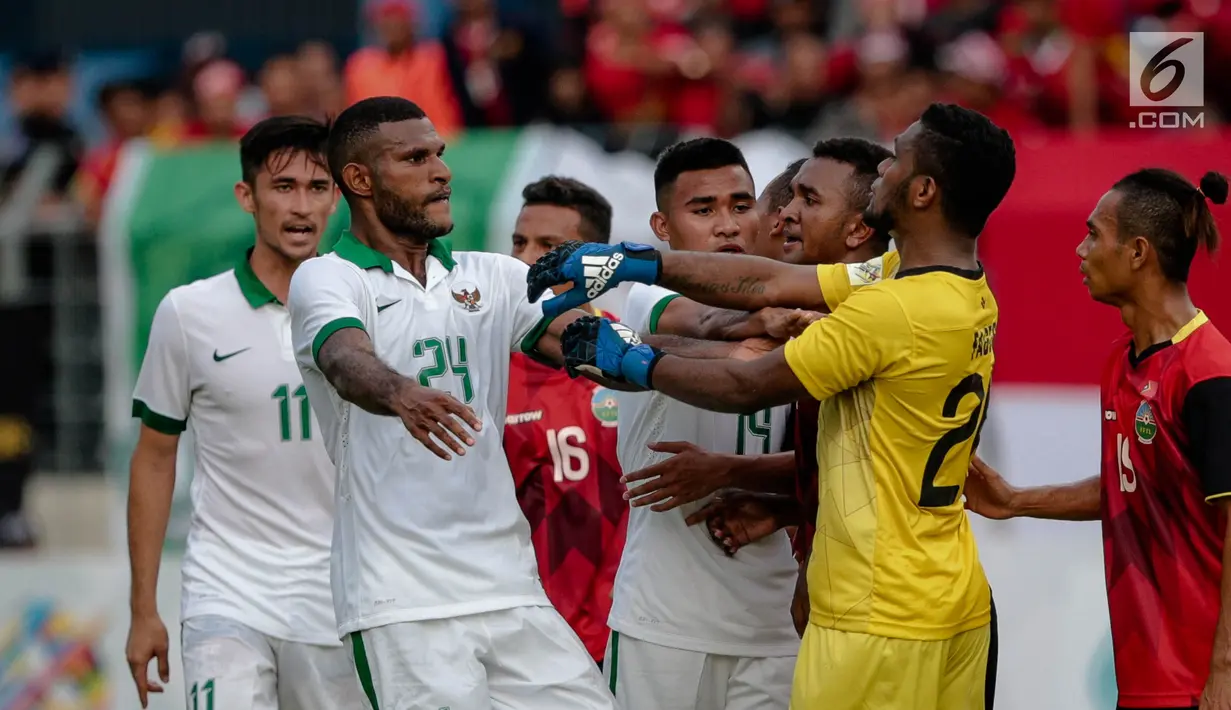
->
[583,253,624,299]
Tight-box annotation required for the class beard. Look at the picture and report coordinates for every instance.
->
[372,184,453,239]
[863,179,908,236]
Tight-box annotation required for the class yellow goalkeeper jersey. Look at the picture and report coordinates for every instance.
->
[787,258,994,640]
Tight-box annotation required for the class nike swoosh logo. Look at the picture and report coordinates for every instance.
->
[377,299,402,313]
[213,348,251,362]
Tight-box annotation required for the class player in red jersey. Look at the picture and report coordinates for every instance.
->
[505,176,626,668]
[965,168,1231,710]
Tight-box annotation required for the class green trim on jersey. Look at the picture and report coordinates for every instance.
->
[647,294,681,334]
[234,248,280,308]
[313,317,366,368]
[333,230,457,272]
[607,631,620,695]
[518,315,555,366]
[132,399,187,434]
[350,633,381,710]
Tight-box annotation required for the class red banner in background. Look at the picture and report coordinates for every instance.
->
[980,133,1231,385]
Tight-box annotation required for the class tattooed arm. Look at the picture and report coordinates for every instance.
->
[315,328,411,416]
[656,252,829,312]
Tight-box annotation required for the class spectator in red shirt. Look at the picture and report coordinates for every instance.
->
[77,79,154,224]
[504,176,626,668]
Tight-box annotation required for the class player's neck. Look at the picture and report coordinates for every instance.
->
[352,222,433,284]
[893,230,979,272]
[1121,282,1199,354]
[249,243,303,304]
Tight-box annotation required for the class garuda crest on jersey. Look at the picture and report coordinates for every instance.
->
[451,281,483,312]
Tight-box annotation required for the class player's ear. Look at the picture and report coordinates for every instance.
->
[1129,235,1152,270]
[912,175,937,210]
[233,180,256,215]
[649,211,671,244]
[844,213,874,249]
[342,163,372,199]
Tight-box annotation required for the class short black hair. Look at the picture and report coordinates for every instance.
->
[653,137,751,210]
[327,96,427,197]
[239,115,331,184]
[96,79,144,110]
[914,103,1016,237]
[759,158,806,214]
[1112,169,1228,282]
[522,176,613,244]
[812,137,892,212]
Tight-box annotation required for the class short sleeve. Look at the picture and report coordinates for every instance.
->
[499,256,555,355]
[816,251,899,311]
[622,283,678,335]
[288,257,368,372]
[1181,377,1231,502]
[782,285,913,401]
[132,294,191,434]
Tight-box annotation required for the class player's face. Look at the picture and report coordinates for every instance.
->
[511,204,584,266]
[865,123,920,237]
[235,150,338,263]
[1078,190,1135,304]
[370,118,453,239]
[653,166,759,254]
[753,192,787,260]
[781,157,863,266]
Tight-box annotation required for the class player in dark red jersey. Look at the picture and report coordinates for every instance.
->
[965,169,1231,710]
[505,176,626,667]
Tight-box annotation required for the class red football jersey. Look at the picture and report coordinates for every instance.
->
[504,352,626,662]
[791,398,820,562]
[1100,312,1231,708]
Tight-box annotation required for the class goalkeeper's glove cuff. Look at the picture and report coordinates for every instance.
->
[620,343,665,389]
[618,242,664,285]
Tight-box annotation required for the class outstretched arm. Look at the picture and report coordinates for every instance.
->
[655,251,826,311]
[651,295,820,342]
[315,328,416,416]
[964,456,1100,521]
[647,349,810,413]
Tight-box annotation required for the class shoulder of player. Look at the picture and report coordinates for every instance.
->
[160,269,244,317]
[1177,322,1231,380]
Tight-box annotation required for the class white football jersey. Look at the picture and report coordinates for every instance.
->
[288,232,553,635]
[609,284,800,657]
[131,252,338,645]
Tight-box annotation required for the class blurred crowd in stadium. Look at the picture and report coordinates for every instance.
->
[5,0,1231,226]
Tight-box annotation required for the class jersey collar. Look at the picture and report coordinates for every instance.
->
[332,230,457,272]
[234,248,280,308]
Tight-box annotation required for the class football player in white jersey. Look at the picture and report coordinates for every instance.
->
[125,116,365,710]
[600,138,800,710]
[287,97,630,710]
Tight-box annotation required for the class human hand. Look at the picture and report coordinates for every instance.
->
[390,381,482,461]
[964,455,1019,520]
[527,241,663,317]
[621,441,734,512]
[758,308,823,340]
[126,613,169,708]
[562,316,663,388]
[685,491,786,554]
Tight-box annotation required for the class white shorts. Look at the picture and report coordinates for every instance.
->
[603,631,795,710]
[181,615,364,710]
[349,605,614,710]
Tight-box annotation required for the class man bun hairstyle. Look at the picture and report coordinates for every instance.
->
[1112,168,1227,283]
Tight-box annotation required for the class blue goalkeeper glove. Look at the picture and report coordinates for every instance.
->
[527,241,663,318]
[561,316,664,389]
